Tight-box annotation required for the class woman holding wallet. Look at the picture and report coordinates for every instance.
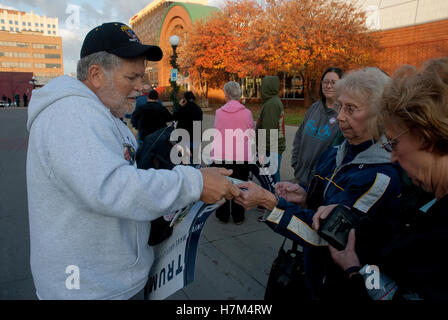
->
[235,67,403,300]
[328,58,448,300]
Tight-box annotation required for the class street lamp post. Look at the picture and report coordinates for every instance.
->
[169,35,180,107]
[29,77,37,89]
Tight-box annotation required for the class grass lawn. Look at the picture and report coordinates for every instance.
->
[206,103,307,126]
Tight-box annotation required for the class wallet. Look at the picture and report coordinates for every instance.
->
[317,205,360,250]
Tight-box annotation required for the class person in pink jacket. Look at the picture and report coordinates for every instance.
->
[212,81,255,224]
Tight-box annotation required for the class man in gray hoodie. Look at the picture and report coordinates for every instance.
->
[26,22,240,300]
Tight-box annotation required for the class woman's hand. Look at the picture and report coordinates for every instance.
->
[234,181,278,211]
[275,182,307,206]
[311,204,338,230]
[328,229,361,273]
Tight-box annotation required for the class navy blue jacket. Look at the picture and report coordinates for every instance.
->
[266,138,402,255]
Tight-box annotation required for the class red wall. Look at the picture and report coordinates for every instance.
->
[0,72,33,101]
[372,19,448,74]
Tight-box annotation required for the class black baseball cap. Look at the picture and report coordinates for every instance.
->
[80,22,163,61]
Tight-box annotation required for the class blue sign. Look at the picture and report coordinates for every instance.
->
[170,69,178,81]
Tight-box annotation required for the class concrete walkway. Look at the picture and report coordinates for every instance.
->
[0,108,299,300]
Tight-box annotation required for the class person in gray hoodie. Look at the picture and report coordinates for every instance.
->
[290,67,344,188]
[26,22,240,300]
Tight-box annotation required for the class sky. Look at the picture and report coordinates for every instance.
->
[0,0,225,75]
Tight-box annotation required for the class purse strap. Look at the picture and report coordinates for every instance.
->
[279,237,300,253]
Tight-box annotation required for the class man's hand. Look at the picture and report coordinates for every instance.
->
[199,167,240,204]
[275,181,307,206]
[311,204,338,231]
[234,181,278,211]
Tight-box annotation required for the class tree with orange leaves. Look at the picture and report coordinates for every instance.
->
[261,0,377,102]
[179,0,378,102]
[178,0,265,98]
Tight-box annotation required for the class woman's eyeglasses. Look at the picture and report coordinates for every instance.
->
[334,103,363,116]
[382,130,408,152]
[322,80,337,86]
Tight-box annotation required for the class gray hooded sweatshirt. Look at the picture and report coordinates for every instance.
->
[26,75,203,299]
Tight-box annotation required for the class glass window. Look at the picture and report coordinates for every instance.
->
[52,24,55,28]
[1,19,4,24]
[15,21,18,25]
[1,26,5,31]
[45,53,60,59]
[45,63,61,69]
[280,73,304,99]
[9,20,12,24]
[28,22,31,26]
[9,27,13,31]
[22,22,26,26]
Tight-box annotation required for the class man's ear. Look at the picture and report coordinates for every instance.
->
[87,64,106,89]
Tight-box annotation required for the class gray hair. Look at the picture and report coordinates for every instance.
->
[335,67,391,139]
[77,51,122,81]
[334,67,390,109]
[223,81,242,101]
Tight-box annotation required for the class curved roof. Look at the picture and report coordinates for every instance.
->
[158,2,219,43]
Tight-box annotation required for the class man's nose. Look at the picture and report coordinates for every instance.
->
[134,78,144,92]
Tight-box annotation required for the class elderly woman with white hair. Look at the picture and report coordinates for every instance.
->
[329,58,448,300]
[212,81,255,224]
[235,67,403,299]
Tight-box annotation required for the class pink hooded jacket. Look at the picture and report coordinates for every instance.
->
[212,100,255,162]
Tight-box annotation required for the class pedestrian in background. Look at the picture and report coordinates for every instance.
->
[173,91,203,153]
[256,75,285,183]
[131,89,172,145]
[290,67,344,188]
[212,81,255,224]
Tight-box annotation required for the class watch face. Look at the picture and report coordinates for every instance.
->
[123,143,136,165]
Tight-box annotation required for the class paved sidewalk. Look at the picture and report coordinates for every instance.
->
[0,109,299,300]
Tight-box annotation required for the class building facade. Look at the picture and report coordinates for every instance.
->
[356,0,448,74]
[130,0,217,88]
[0,9,59,36]
[0,8,63,87]
[130,1,447,104]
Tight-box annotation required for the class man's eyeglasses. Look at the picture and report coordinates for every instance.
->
[382,130,408,152]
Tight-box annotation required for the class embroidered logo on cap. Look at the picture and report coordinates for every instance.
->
[121,25,140,43]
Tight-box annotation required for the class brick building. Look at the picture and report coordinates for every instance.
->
[372,18,448,74]
[130,0,217,88]
[358,0,448,74]
[0,8,63,89]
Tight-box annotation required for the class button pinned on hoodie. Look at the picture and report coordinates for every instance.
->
[123,143,136,165]
[359,164,364,169]
[329,117,337,124]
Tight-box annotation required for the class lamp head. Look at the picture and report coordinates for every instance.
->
[169,35,180,47]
